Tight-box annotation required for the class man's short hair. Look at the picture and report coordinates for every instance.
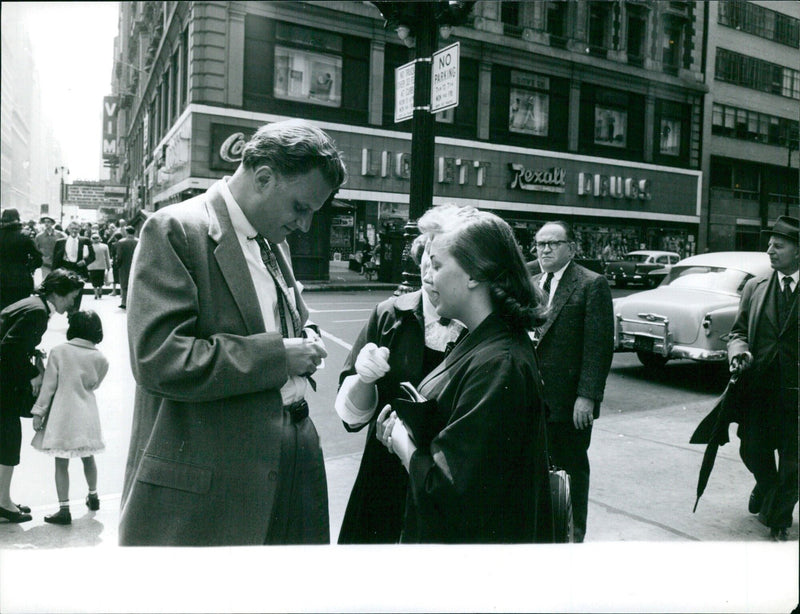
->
[539,220,575,242]
[241,119,347,190]
[125,225,136,235]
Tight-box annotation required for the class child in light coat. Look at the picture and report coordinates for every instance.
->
[32,310,108,525]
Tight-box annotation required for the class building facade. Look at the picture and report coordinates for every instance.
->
[112,1,711,280]
[701,0,799,251]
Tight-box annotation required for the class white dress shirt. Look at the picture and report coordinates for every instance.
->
[65,236,79,262]
[777,270,799,295]
[539,261,571,306]
[218,178,307,405]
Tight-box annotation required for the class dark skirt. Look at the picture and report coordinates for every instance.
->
[89,270,106,288]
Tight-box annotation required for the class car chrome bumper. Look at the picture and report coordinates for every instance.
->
[615,313,728,362]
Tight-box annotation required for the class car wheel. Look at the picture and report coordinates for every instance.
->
[617,279,627,288]
[636,351,668,368]
[646,277,659,289]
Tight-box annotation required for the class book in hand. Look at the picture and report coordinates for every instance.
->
[390,382,442,449]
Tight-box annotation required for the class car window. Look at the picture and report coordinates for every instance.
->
[656,256,669,264]
[669,256,679,264]
[624,254,649,263]
[663,265,752,295]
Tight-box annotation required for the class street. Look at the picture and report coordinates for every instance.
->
[3,287,796,546]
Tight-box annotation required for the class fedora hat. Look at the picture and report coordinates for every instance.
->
[40,215,56,224]
[762,215,799,244]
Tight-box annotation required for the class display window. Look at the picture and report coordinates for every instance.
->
[659,118,681,155]
[274,46,342,107]
[508,71,550,136]
[594,105,627,148]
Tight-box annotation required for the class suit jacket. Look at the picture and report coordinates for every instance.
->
[52,236,95,278]
[728,272,798,397]
[532,261,614,422]
[118,180,311,546]
[0,295,50,415]
[114,237,138,277]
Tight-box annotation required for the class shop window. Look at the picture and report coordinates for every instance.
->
[509,71,550,137]
[274,46,342,107]
[594,105,627,148]
[710,160,732,188]
[659,118,680,155]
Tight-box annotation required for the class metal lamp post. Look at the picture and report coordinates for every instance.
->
[372,1,475,293]
[55,166,69,226]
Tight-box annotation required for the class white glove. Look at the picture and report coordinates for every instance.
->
[355,343,390,384]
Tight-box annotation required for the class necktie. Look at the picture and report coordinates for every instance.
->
[542,272,553,296]
[253,235,302,338]
[779,276,794,325]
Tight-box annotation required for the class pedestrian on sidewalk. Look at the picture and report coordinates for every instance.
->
[0,208,43,310]
[119,119,346,546]
[334,203,475,544]
[376,211,554,543]
[87,234,111,300]
[31,310,109,525]
[530,221,614,543]
[114,226,138,309]
[52,222,95,313]
[728,215,798,542]
[0,269,84,524]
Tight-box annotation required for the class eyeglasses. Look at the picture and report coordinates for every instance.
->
[535,240,569,250]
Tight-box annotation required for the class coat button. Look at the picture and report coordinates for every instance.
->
[268,471,278,481]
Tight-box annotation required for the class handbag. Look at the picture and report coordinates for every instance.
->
[390,381,443,449]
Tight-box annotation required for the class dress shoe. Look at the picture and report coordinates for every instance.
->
[86,493,100,511]
[15,503,31,514]
[0,505,32,523]
[44,508,72,525]
[748,486,763,514]
[770,528,789,541]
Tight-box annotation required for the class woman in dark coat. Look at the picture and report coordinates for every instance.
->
[377,211,554,543]
[0,269,84,523]
[0,208,43,310]
[334,204,475,544]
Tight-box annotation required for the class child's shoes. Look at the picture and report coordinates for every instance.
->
[44,508,72,525]
[86,493,100,511]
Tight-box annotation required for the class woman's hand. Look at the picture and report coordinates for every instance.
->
[376,404,397,450]
[33,415,44,431]
[30,374,43,397]
[355,343,390,384]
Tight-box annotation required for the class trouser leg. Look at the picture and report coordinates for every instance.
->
[547,421,592,542]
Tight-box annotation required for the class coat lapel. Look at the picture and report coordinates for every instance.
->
[205,183,265,335]
[538,261,579,340]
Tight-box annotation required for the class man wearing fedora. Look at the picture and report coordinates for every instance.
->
[729,215,799,541]
[34,215,64,280]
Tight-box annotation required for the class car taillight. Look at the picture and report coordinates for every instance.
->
[702,314,712,336]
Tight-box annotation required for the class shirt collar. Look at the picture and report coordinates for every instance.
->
[549,260,571,281]
[218,177,258,241]
[777,270,799,286]
[68,338,96,349]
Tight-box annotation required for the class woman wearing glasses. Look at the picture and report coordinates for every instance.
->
[376,211,554,543]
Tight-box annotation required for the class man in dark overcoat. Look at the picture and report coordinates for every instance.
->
[112,225,138,309]
[532,221,614,542]
[728,215,798,541]
[118,119,346,546]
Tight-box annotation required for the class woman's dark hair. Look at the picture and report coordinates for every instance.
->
[36,268,84,298]
[66,310,103,344]
[444,211,547,330]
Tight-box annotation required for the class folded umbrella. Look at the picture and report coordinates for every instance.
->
[690,375,742,512]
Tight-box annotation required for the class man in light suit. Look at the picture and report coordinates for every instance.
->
[52,221,95,312]
[728,215,798,541]
[119,119,346,545]
[532,221,614,542]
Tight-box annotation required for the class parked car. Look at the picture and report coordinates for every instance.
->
[604,250,680,288]
[613,251,772,368]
